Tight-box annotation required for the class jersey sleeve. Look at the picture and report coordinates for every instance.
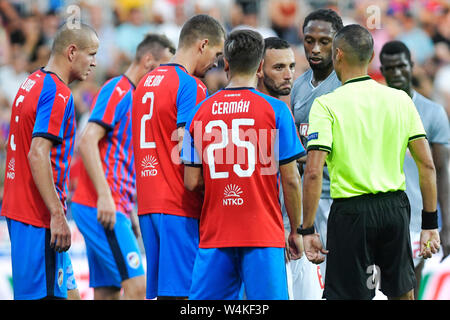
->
[276,102,306,164]
[176,70,207,128]
[306,98,333,153]
[32,82,71,144]
[429,104,450,146]
[89,82,130,131]
[290,79,299,113]
[406,98,427,142]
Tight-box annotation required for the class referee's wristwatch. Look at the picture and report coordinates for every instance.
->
[297,225,315,236]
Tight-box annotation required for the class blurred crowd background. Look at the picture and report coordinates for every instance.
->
[0,0,449,205]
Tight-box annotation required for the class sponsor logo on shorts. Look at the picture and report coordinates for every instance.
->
[223,184,244,206]
[127,252,140,269]
[141,155,158,177]
[57,268,64,288]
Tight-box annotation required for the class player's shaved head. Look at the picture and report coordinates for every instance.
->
[52,22,98,55]
[333,24,373,65]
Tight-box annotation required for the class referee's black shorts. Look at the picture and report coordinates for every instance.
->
[323,190,416,300]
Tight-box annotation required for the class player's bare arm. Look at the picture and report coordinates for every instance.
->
[302,149,329,264]
[408,138,440,259]
[431,143,450,259]
[184,166,204,192]
[78,122,116,230]
[279,160,303,260]
[28,137,71,252]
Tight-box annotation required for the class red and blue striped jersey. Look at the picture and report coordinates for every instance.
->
[132,63,207,218]
[181,87,305,248]
[72,75,136,215]
[1,69,76,228]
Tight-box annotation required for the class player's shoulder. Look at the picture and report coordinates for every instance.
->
[163,63,192,80]
[413,90,445,113]
[194,76,207,91]
[38,69,72,101]
[163,63,203,91]
[100,75,126,92]
[293,69,313,87]
[327,78,400,100]
[190,74,207,96]
[250,88,284,105]
[250,88,291,117]
[192,88,222,115]
[292,69,312,96]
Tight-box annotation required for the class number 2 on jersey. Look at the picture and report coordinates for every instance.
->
[205,118,255,179]
[9,94,24,151]
[140,91,156,149]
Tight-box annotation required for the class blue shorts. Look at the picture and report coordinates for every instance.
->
[71,202,145,289]
[189,247,288,300]
[7,218,75,300]
[139,213,199,299]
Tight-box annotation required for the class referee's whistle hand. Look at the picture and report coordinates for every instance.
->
[419,229,440,259]
[303,233,328,264]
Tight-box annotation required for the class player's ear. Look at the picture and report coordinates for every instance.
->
[67,44,77,62]
[223,57,230,73]
[199,39,209,54]
[335,47,343,62]
[368,51,375,64]
[256,59,264,78]
[143,52,155,70]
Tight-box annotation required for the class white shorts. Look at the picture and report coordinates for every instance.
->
[410,231,422,268]
[286,255,324,300]
[315,197,332,280]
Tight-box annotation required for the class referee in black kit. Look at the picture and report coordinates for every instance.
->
[299,24,440,300]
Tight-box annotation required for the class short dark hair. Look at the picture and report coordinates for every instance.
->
[379,40,412,64]
[178,14,225,49]
[224,29,264,75]
[263,37,290,54]
[135,33,175,61]
[334,24,373,64]
[302,8,344,33]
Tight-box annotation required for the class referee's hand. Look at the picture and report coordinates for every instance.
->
[419,229,440,259]
[303,233,328,265]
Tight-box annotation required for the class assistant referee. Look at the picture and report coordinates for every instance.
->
[299,24,440,300]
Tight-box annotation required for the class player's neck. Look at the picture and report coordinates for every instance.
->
[44,56,70,84]
[124,62,141,87]
[256,82,271,96]
[170,50,197,75]
[311,66,333,87]
[404,86,413,98]
[227,74,258,89]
